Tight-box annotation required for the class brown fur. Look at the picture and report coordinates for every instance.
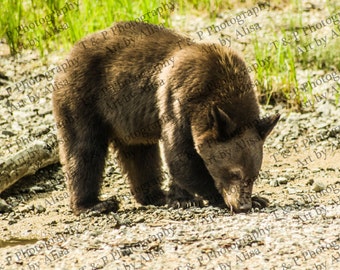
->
[52,21,279,215]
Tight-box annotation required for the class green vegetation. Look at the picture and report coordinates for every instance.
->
[251,0,339,109]
[1,0,173,55]
[1,0,339,110]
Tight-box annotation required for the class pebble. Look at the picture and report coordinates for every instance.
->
[34,204,46,213]
[277,177,288,184]
[29,186,46,193]
[2,130,16,136]
[8,219,17,225]
[287,188,297,194]
[312,182,326,192]
[270,180,279,187]
[0,198,11,213]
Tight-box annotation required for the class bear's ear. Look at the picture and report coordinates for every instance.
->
[208,105,236,140]
[256,113,280,140]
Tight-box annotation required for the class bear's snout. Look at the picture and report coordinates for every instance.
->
[222,186,252,213]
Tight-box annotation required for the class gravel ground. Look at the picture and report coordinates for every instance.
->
[0,1,340,270]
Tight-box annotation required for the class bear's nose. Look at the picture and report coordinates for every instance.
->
[237,202,252,212]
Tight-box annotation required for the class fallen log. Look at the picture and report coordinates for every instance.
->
[0,134,59,193]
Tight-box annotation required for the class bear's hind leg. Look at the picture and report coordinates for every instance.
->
[116,144,166,206]
[57,111,118,215]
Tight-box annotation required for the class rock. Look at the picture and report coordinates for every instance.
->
[316,102,333,116]
[270,180,279,187]
[34,204,46,213]
[29,186,46,193]
[306,179,314,185]
[312,182,326,192]
[2,130,16,136]
[8,219,18,225]
[0,198,12,213]
[277,177,288,185]
[20,204,34,213]
[287,188,297,194]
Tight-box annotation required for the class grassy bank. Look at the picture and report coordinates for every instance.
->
[1,0,339,110]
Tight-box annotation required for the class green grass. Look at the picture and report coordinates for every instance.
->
[1,0,339,111]
[1,0,174,55]
[0,0,254,55]
[251,1,340,110]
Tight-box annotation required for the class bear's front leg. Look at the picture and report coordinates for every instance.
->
[167,182,205,208]
[251,195,269,209]
[161,125,224,208]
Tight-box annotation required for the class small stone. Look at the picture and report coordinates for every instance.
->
[270,180,279,187]
[277,177,288,184]
[34,204,46,213]
[295,200,305,206]
[287,188,296,194]
[306,179,314,185]
[8,219,17,225]
[0,198,12,213]
[2,130,16,136]
[311,182,325,192]
[316,102,333,116]
[29,186,45,193]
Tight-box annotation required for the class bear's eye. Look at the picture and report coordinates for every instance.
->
[243,177,257,187]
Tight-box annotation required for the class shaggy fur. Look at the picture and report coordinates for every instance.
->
[52,21,279,215]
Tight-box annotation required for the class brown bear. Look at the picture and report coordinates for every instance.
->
[52,21,279,215]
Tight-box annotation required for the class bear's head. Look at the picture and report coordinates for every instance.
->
[193,105,280,213]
